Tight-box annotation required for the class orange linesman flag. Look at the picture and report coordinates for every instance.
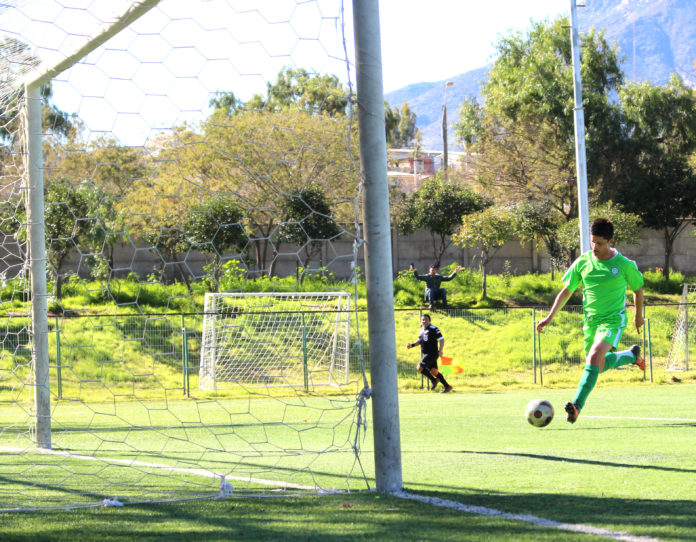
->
[439,356,463,375]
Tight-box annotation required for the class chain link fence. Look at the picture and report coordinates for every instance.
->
[0,303,680,400]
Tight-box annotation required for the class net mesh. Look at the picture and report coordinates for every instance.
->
[0,0,371,511]
[199,292,351,389]
[666,283,696,372]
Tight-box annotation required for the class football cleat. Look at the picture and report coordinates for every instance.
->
[565,401,579,423]
[440,385,453,393]
[430,380,439,391]
[631,344,645,371]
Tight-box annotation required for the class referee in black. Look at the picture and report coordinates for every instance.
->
[406,313,453,393]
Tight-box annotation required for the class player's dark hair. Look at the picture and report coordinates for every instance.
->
[422,314,431,322]
[430,264,439,269]
[591,218,614,240]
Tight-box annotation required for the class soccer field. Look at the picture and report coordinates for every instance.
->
[2,382,694,541]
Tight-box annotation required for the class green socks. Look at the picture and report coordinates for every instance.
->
[572,350,638,412]
[602,349,637,372]
[572,365,599,411]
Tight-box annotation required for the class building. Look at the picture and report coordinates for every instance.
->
[387,148,470,193]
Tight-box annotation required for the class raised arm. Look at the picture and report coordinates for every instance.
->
[409,264,425,281]
[442,265,463,281]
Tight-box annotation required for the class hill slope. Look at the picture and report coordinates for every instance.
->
[386,0,696,150]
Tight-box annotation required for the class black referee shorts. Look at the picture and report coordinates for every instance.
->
[418,352,439,372]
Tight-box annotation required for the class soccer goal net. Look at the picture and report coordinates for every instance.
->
[0,0,388,511]
[666,283,696,371]
[199,292,351,390]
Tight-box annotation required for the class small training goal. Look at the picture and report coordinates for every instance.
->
[199,292,351,390]
[666,283,696,371]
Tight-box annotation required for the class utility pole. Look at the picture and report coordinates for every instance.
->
[569,0,590,252]
[441,81,454,179]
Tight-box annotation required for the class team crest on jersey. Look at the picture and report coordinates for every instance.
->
[610,266,620,276]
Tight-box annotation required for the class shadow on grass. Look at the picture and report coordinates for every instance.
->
[0,490,689,542]
[454,448,696,474]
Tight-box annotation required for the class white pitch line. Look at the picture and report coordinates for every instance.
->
[394,492,661,542]
[0,445,317,491]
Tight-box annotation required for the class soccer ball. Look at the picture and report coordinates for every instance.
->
[525,399,554,427]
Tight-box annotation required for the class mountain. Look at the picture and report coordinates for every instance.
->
[385,0,696,150]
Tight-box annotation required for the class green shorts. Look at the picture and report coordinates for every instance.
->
[582,315,626,355]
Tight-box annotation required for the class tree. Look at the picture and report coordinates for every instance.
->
[184,196,247,292]
[385,101,420,148]
[0,38,73,145]
[276,183,341,277]
[52,136,150,272]
[452,206,515,301]
[509,200,564,276]
[395,175,491,265]
[122,108,359,277]
[209,91,242,116]
[244,67,349,116]
[142,225,191,286]
[614,75,696,279]
[555,201,641,265]
[43,179,92,299]
[455,18,625,221]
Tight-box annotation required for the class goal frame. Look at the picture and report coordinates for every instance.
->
[666,282,696,372]
[199,291,351,391]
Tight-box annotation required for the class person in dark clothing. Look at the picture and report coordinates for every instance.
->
[410,263,462,309]
[406,313,453,393]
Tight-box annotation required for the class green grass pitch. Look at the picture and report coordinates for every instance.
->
[1,383,695,541]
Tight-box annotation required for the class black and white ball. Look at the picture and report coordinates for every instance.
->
[525,399,554,427]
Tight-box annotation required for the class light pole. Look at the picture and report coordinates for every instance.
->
[569,0,590,253]
[442,81,454,179]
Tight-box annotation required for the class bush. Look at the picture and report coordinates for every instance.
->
[642,268,687,295]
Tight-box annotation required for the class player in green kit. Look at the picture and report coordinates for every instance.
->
[536,218,645,423]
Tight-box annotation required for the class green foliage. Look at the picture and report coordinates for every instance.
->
[510,200,564,272]
[453,206,515,264]
[395,176,491,265]
[0,38,73,144]
[502,260,512,287]
[556,201,642,261]
[455,17,624,220]
[217,259,247,292]
[642,268,686,295]
[246,67,349,116]
[276,183,341,272]
[614,75,696,279]
[43,178,93,298]
[208,91,242,115]
[385,101,419,147]
[185,196,247,291]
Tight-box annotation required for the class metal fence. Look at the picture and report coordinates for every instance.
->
[0,303,683,400]
[393,303,678,387]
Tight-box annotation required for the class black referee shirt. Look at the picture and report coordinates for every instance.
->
[418,324,443,355]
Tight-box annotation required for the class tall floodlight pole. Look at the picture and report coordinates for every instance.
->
[352,0,403,492]
[570,0,590,252]
[24,83,51,450]
[442,81,454,179]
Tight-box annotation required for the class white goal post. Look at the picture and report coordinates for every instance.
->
[666,283,696,371]
[199,292,351,390]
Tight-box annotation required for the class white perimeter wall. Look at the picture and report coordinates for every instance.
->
[43,223,696,281]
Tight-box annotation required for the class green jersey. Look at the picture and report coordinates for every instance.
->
[563,250,643,320]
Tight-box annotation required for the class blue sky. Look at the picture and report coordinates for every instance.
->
[2,0,570,145]
[379,0,568,92]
